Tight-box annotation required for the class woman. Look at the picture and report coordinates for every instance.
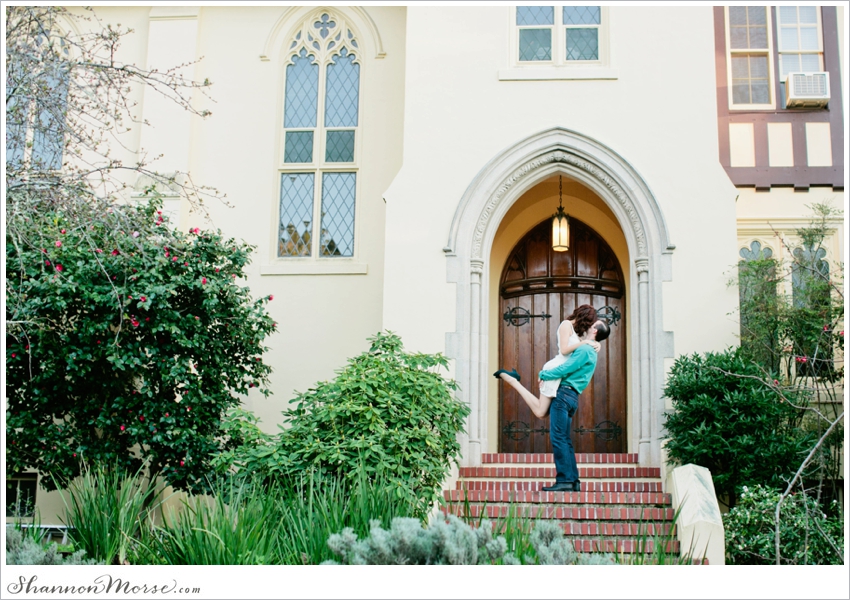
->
[494,304,600,419]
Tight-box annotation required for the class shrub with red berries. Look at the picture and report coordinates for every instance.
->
[6,197,276,492]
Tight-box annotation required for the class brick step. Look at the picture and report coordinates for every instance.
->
[444,490,671,505]
[442,504,676,521]
[456,480,664,493]
[458,466,661,479]
[482,453,638,464]
[571,538,679,554]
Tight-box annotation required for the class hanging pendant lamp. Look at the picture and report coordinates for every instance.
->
[552,175,570,252]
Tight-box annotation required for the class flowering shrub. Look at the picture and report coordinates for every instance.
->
[724,484,844,565]
[6,198,275,491]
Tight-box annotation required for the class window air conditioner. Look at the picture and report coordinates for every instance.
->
[785,72,830,108]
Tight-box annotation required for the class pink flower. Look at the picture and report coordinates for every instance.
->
[172,256,178,262]
[840,331,844,337]
[95,249,103,253]
[180,460,185,466]
[823,324,829,331]
[111,249,120,256]
[268,295,274,301]
[11,353,16,358]
[194,316,200,320]
[120,425,125,431]
[215,268,220,273]
[55,264,63,272]
[184,262,188,266]
[60,229,66,234]
[131,319,140,328]
[139,416,144,422]
[132,231,139,238]
[140,296,146,302]
[97,340,101,344]
[773,379,779,386]
[157,211,162,215]
[202,277,207,285]
[45,260,51,266]
[55,240,61,247]
[72,453,76,457]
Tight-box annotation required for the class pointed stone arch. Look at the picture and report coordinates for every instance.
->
[444,127,675,467]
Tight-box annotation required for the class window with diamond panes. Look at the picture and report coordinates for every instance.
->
[515,6,603,65]
[727,6,773,106]
[517,6,554,61]
[564,7,600,61]
[279,11,361,258]
[6,35,69,172]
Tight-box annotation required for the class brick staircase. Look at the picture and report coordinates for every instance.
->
[443,452,678,555]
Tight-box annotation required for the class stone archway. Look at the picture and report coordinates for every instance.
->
[444,127,675,467]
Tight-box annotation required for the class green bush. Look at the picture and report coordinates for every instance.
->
[225,331,469,519]
[662,349,813,508]
[6,528,101,565]
[724,484,844,565]
[6,197,275,492]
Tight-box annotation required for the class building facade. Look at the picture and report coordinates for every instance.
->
[7,5,846,522]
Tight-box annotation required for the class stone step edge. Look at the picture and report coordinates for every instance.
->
[482,453,639,464]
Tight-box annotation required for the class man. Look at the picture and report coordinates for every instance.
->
[538,319,611,492]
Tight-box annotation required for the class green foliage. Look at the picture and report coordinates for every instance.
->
[662,349,813,508]
[6,527,101,565]
[737,202,844,381]
[6,197,275,491]
[222,331,469,519]
[324,515,510,565]
[723,484,844,565]
[58,464,162,565]
[144,479,279,566]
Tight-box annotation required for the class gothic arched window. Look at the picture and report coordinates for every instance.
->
[279,12,361,258]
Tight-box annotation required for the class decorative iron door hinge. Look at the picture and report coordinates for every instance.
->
[574,420,622,441]
[502,420,549,441]
[595,305,621,327]
[503,306,551,327]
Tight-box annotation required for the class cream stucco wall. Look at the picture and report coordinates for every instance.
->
[383,6,740,459]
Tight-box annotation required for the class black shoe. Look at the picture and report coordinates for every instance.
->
[493,369,521,382]
[542,481,578,492]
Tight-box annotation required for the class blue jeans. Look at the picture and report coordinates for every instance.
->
[550,385,579,483]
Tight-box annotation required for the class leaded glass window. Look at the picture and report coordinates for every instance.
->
[727,6,774,106]
[564,7,600,61]
[515,6,603,65]
[279,11,361,258]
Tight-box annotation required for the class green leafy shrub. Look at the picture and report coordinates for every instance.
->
[662,349,813,508]
[724,484,844,565]
[6,197,275,491]
[6,528,101,565]
[225,331,469,519]
[59,464,161,565]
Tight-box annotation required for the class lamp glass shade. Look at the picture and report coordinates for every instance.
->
[552,212,570,251]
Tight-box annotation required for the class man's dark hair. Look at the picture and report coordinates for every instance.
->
[594,321,611,342]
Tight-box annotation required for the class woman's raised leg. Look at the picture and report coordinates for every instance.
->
[499,373,552,419]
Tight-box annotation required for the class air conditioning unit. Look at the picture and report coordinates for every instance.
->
[785,72,830,108]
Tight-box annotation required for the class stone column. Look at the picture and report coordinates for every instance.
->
[636,257,651,466]
[467,258,484,466]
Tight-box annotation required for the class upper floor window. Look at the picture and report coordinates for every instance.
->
[515,6,603,65]
[725,6,826,110]
[279,12,360,258]
[776,6,823,79]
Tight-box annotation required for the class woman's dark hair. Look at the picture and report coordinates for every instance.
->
[566,304,597,336]
[594,320,611,342]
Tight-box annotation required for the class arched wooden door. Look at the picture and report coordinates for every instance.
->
[499,218,627,454]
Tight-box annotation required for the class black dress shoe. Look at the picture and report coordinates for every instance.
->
[493,369,521,382]
[542,482,578,492]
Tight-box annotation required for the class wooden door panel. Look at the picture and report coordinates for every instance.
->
[498,218,627,454]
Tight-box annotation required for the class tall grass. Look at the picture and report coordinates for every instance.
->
[58,464,161,565]
[145,478,279,565]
